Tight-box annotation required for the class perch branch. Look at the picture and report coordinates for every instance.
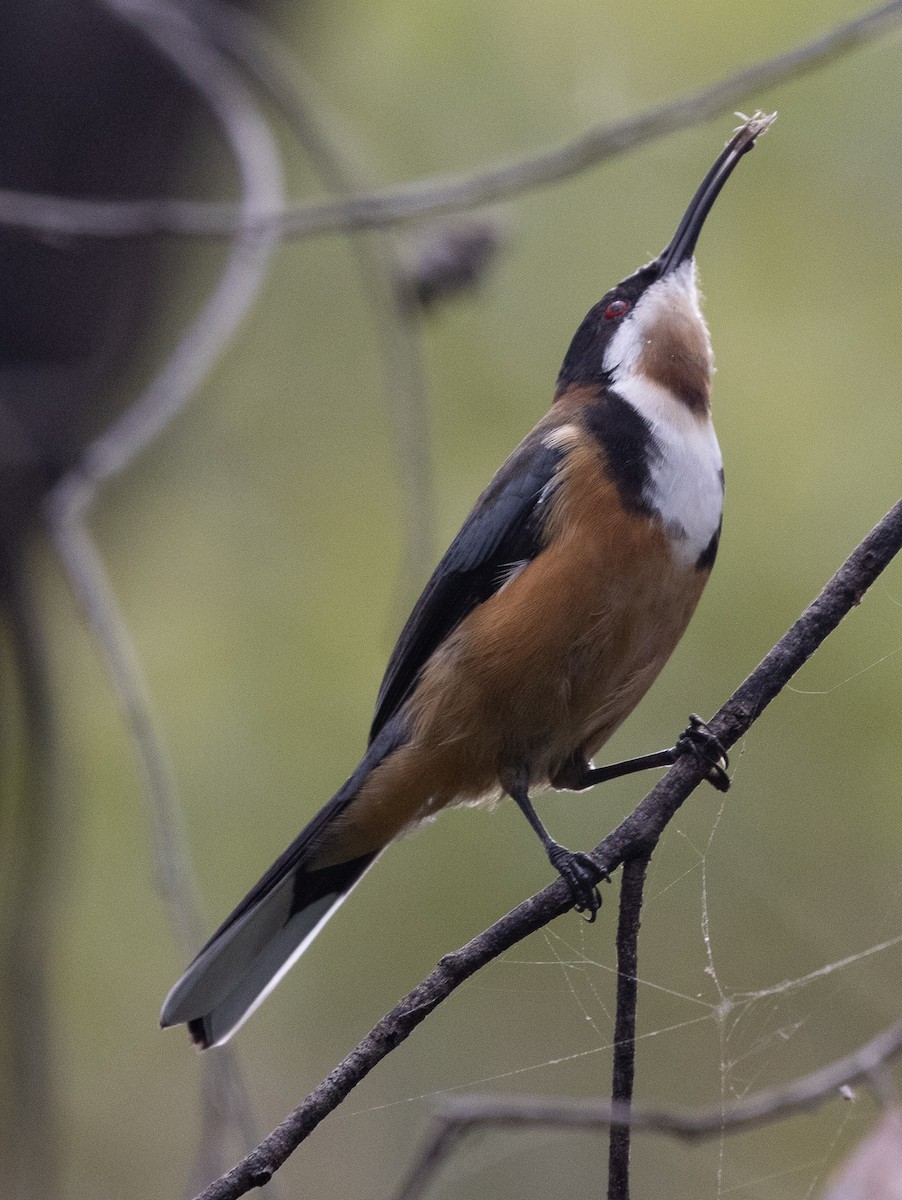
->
[192,498,902,1200]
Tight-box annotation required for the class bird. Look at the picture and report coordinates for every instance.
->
[162,112,775,1049]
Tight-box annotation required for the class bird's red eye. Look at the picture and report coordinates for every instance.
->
[603,299,630,319]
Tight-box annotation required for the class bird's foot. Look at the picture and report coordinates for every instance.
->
[547,843,608,921]
[676,714,730,792]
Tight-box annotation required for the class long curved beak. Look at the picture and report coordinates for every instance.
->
[658,111,776,276]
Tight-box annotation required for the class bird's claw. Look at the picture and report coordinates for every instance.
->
[547,844,608,921]
[676,714,730,792]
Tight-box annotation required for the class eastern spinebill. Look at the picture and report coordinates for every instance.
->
[162,112,775,1048]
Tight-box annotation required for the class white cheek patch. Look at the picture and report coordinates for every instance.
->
[603,259,711,382]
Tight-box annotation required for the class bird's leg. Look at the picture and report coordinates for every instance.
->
[551,714,730,794]
[505,769,605,920]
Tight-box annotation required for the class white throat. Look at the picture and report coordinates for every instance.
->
[604,261,724,566]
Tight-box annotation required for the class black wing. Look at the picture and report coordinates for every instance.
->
[369,431,564,743]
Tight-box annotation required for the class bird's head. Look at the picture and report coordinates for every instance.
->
[557,112,775,416]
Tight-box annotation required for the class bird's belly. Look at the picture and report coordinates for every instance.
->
[316,506,712,866]
[407,508,709,795]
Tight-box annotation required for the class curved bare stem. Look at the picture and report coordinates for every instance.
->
[44,0,286,1182]
[396,1022,902,1200]
[195,0,435,607]
[1,0,900,242]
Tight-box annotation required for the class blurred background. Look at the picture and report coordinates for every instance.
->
[2,1,901,1197]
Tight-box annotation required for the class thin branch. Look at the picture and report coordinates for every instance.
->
[44,0,283,942]
[48,523,206,948]
[48,0,283,963]
[43,0,286,1182]
[196,0,436,604]
[48,0,284,521]
[608,847,655,1200]
[191,498,902,1200]
[3,0,902,242]
[43,0,278,939]
[395,1022,902,1200]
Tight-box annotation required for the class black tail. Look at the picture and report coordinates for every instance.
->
[160,723,403,1048]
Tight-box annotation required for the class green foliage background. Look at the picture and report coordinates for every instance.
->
[21,1,902,1196]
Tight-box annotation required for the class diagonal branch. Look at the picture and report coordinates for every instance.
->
[192,497,902,1200]
[2,0,902,242]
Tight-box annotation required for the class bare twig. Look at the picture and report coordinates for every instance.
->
[49,523,206,945]
[43,0,280,943]
[43,0,286,1182]
[191,499,902,1200]
[49,0,284,521]
[607,847,655,1200]
[196,0,436,603]
[395,1022,902,1200]
[2,0,902,243]
[49,0,282,955]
